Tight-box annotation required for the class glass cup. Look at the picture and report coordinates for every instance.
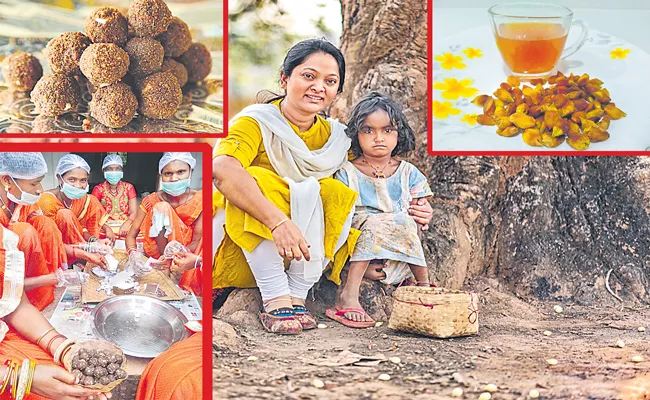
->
[488,3,588,79]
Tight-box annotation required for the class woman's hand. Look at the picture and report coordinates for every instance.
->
[409,198,433,230]
[271,220,311,262]
[103,228,116,245]
[171,252,199,274]
[119,220,132,237]
[84,252,108,269]
[30,364,112,400]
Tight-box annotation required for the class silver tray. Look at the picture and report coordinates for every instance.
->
[91,294,189,358]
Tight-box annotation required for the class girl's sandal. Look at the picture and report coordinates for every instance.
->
[259,307,303,335]
[292,305,318,330]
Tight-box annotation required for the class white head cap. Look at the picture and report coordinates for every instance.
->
[0,152,48,180]
[158,152,196,173]
[102,154,123,170]
[56,154,90,177]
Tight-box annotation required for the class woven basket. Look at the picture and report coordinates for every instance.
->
[388,286,479,338]
[63,340,128,393]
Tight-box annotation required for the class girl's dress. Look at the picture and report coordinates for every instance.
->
[335,160,432,284]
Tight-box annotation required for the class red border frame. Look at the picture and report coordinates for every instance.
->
[0,10,227,140]
[1,143,213,399]
[426,0,646,156]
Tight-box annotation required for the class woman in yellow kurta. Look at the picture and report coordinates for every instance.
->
[214,40,435,335]
[213,39,361,335]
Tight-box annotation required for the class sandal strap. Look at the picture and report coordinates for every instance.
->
[265,307,295,317]
[292,305,308,313]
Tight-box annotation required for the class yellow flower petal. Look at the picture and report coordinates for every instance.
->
[435,53,466,70]
[433,100,462,119]
[463,47,483,59]
[461,114,478,125]
[434,78,479,100]
[610,48,631,59]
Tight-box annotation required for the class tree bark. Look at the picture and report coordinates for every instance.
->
[423,156,650,305]
[331,0,428,143]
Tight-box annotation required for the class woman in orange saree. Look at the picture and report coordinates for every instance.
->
[0,225,112,400]
[126,153,202,287]
[91,155,137,238]
[134,332,202,400]
[38,155,115,269]
[0,153,68,310]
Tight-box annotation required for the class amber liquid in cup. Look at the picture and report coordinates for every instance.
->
[489,3,588,79]
[495,22,568,75]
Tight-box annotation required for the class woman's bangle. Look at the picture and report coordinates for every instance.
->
[46,334,66,356]
[193,256,202,269]
[0,360,11,394]
[53,338,75,364]
[127,247,138,255]
[270,218,290,233]
[15,359,30,400]
[10,361,19,399]
[34,327,55,347]
[25,360,35,396]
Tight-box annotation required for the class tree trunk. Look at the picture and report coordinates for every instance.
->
[422,156,650,305]
[331,0,428,142]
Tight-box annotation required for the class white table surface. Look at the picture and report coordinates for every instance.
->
[434,7,650,56]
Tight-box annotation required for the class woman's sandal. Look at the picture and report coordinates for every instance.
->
[292,305,318,330]
[325,307,376,329]
[259,307,303,335]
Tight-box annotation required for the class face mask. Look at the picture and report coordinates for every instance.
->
[105,171,123,185]
[160,175,191,197]
[7,177,41,205]
[61,182,88,200]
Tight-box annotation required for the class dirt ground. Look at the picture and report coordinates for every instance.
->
[213,284,650,400]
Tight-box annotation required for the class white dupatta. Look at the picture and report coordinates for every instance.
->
[230,104,351,278]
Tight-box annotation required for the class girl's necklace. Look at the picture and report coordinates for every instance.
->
[362,155,392,178]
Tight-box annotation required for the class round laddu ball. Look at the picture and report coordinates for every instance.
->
[124,37,164,76]
[161,58,187,87]
[106,363,119,374]
[156,17,191,57]
[98,376,112,385]
[80,43,129,86]
[114,369,128,380]
[31,75,80,117]
[109,354,123,365]
[1,52,43,91]
[77,349,90,359]
[93,366,108,378]
[136,71,182,119]
[127,0,172,38]
[45,32,92,76]
[82,376,95,386]
[72,358,88,370]
[178,43,211,83]
[83,366,95,377]
[85,7,128,47]
[90,82,138,128]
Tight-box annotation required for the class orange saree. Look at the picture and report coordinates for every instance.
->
[38,192,108,244]
[0,204,63,310]
[134,333,202,400]
[139,191,202,259]
[0,226,54,400]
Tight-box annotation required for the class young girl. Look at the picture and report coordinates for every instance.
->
[327,92,433,328]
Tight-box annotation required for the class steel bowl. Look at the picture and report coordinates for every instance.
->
[91,295,189,358]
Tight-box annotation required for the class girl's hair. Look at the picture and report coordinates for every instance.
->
[347,92,416,158]
[256,38,346,104]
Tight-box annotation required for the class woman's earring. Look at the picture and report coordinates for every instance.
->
[3,185,9,192]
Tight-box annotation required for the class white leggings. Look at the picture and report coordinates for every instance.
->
[213,207,354,301]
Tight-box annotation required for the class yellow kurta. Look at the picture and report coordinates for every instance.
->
[213,102,360,289]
